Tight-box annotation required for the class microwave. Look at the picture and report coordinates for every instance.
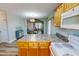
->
[61,5,79,30]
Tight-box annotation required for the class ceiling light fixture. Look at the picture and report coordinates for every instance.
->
[25,12,41,18]
[30,19,35,22]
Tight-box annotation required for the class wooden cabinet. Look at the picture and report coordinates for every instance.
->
[54,4,63,27]
[53,9,58,26]
[18,48,28,56]
[39,42,50,47]
[38,42,50,56]
[28,42,38,56]
[38,47,50,56]
[53,3,79,27]
[28,48,38,56]
[63,3,79,12]
[17,41,51,56]
[17,41,29,47]
[61,5,79,30]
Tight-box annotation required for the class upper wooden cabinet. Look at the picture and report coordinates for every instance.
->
[61,5,79,29]
[53,4,63,27]
[63,3,79,12]
[53,3,79,27]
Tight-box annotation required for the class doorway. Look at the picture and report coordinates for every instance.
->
[47,20,52,35]
[27,19,44,34]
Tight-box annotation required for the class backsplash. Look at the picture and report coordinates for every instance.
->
[56,28,79,37]
[56,33,69,42]
[51,23,79,37]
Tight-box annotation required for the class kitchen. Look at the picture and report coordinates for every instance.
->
[0,3,79,56]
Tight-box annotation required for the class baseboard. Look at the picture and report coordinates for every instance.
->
[8,39,16,43]
[0,40,8,43]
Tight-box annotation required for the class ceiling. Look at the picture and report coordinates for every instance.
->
[0,3,58,19]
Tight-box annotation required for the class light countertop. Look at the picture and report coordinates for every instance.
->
[18,34,51,42]
[50,34,79,56]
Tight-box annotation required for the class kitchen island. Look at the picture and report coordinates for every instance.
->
[17,34,52,56]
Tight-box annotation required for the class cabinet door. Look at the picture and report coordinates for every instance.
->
[18,48,28,56]
[38,47,50,56]
[55,9,60,27]
[54,4,59,26]
[70,3,79,9]
[57,6,62,26]
[63,3,79,12]
[54,4,63,27]
[28,48,38,56]
[53,11,57,26]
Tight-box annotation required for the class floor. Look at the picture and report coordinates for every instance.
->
[0,41,18,56]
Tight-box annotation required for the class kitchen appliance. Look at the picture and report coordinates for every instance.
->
[61,5,79,29]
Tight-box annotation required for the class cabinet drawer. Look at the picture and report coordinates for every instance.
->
[39,42,50,47]
[17,42,24,47]
[23,42,29,47]
[29,42,39,47]
[17,41,29,48]
[29,42,34,47]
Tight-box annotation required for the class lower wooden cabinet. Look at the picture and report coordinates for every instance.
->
[38,47,50,56]
[18,47,50,56]
[28,47,38,56]
[18,48,28,56]
[17,41,51,56]
[39,42,50,47]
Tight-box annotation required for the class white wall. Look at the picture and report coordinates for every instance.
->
[0,10,8,43]
[7,13,27,43]
[43,19,48,34]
